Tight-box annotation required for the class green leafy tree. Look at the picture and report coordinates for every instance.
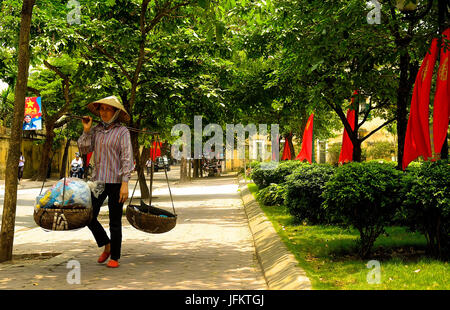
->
[242,0,448,166]
[0,0,35,263]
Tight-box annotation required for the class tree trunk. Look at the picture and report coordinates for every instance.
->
[180,156,188,182]
[180,157,185,181]
[139,146,150,200]
[149,160,154,206]
[352,99,362,162]
[37,124,55,181]
[285,133,295,159]
[60,138,71,179]
[200,158,204,178]
[0,0,35,263]
[396,52,411,169]
[193,158,200,178]
[188,158,191,180]
[352,140,362,162]
[130,132,149,200]
[438,0,449,160]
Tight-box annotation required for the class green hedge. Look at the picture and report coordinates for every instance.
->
[400,160,450,259]
[250,160,305,189]
[256,183,287,206]
[284,164,335,224]
[322,162,404,258]
[250,159,449,260]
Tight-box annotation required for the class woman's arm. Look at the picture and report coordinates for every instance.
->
[77,116,95,155]
[118,128,133,203]
[118,129,133,183]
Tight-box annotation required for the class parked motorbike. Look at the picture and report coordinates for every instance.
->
[70,163,82,178]
[203,159,221,177]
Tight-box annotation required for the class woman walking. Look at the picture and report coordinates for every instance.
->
[78,96,133,268]
[18,152,25,181]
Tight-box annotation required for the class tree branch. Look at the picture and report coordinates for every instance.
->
[92,41,133,82]
[401,0,434,24]
[75,30,133,82]
[27,86,41,96]
[43,60,73,121]
[43,60,69,81]
[144,1,192,34]
[360,118,396,143]
[323,95,358,142]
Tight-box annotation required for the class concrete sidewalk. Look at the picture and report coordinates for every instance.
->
[0,173,310,290]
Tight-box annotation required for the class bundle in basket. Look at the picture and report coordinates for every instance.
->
[33,178,93,231]
[126,201,177,234]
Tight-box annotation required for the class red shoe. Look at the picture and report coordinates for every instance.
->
[106,259,120,268]
[97,251,110,263]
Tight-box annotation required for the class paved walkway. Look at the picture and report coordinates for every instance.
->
[0,171,268,290]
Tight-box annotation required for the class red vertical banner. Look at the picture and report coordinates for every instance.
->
[281,133,292,160]
[156,141,162,157]
[150,141,162,160]
[338,109,355,164]
[403,39,438,169]
[86,152,93,166]
[296,113,314,163]
[433,28,450,156]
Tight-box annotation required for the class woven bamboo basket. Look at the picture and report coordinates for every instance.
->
[126,201,177,234]
[34,206,93,231]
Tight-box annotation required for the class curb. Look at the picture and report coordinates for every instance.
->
[238,179,312,290]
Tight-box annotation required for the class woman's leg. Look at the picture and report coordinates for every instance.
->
[87,189,110,248]
[18,167,23,180]
[106,183,123,261]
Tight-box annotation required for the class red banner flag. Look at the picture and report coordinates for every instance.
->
[338,109,355,164]
[433,28,450,155]
[403,39,438,169]
[281,133,293,160]
[296,113,314,163]
[150,141,162,161]
[86,152,93,166]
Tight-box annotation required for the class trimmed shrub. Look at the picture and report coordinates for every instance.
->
[248,161,261,169]
[257,183,287,206]
[250,160,305,189]
[322,162,403,258]
[400,160,450,259]
[284,164,335,224]
[249,165,267,188]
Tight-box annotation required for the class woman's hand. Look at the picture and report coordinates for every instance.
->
[82,115,93,133]
[119,182,129,204]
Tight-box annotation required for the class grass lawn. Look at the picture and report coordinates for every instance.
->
[247,183,449,290]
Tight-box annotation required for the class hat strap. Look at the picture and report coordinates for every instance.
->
[102,109,121,127]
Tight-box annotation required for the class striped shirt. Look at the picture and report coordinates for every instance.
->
[77,123,133,183]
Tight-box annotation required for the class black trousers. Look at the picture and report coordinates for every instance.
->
[18,166,24,180]
[88,183,123,260]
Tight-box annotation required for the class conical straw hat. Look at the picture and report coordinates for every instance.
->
[87,96,130,122]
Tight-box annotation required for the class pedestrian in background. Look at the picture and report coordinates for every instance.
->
[18,152,25,181]
[146,158,152,176]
